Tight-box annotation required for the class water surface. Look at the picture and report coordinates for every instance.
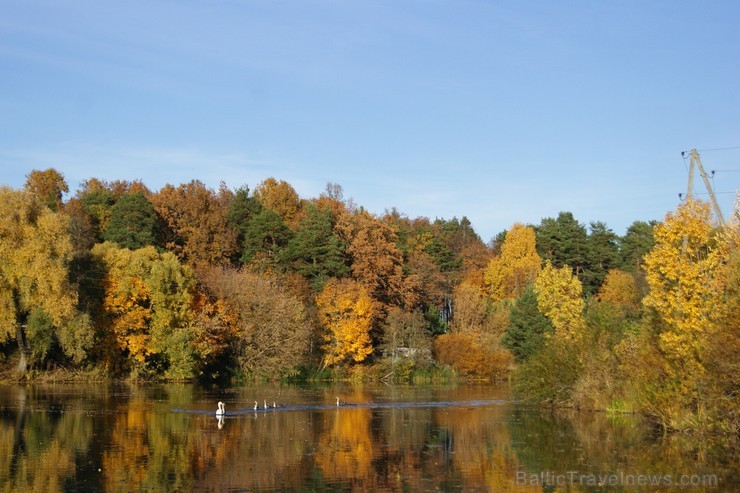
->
[0,383,735,491]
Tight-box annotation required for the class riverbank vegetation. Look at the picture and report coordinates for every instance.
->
[1,168,737,433]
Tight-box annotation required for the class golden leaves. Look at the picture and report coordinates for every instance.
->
[95,243,195,371]
[0,187,77,341]
[316,278,375,368]
[484,224,541,301]
[597,269,641,309]
[254,177,303,228]
[434,333,512,378]
[534,260,585,340]
[23,168,69,212]
[643,199,722,361]
[316,408,374,481]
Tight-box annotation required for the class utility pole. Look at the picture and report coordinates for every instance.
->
[682,149,726,227]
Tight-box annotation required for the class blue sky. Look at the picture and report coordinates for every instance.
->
[1,0,738,241]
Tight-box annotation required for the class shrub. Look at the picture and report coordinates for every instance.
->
[433,333,511,379]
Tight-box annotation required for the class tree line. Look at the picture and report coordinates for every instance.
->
[1,168,737,433]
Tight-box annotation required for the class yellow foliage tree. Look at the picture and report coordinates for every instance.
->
[451,281,508,337]
[102,274,152,363]
[597,269,641,310]
[484,224,541,301]
[642,199,722,364]
[0,187,77,371]
[316,278,374,368]
[700,214,739,432]
[451,282,489,334]
[94,243,196,377]
[620,199,735,430]
[534,260,585,340]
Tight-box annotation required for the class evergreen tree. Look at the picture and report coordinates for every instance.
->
[103,192,158,249]
[619,220,655,272]
[227,185,262,244]
[584,221,620,295]
[279,204,347,290]
[432,215,490,275]
[502,287,553,362]
[536,212,589,270]
[536,212,594,291]
[424,236,462,272]
[79,188,116,242]
[240,208,293,264]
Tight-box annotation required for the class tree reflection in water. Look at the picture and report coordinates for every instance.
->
[0,384,735,492]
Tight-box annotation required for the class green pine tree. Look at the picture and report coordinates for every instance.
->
[103,192,157,249]
[584,221,620,295]
[279,204,348,290]
[619,220,655,272]
[240,208,293,264]
[502,287,553,362]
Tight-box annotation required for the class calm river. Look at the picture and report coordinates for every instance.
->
[0,383,735,492]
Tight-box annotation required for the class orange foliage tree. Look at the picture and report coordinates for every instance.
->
[152,180,238,267]
[451,282,487,333]
[336,208,412,308]
[434,333,511,379]
[23,168,69,212]
[253,177,303,228]
[184,290,239,378]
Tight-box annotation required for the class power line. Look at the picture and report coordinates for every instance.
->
[689,191,737,195]
[697,146,740,152]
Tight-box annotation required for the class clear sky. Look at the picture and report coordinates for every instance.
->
[1,0,738,242]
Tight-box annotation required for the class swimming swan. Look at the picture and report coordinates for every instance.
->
[216,401,225,415]
[336,396,348,406]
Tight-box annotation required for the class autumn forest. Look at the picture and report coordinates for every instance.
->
[1,168,737,434]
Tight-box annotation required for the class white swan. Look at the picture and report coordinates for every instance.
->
[216,401,225,415]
